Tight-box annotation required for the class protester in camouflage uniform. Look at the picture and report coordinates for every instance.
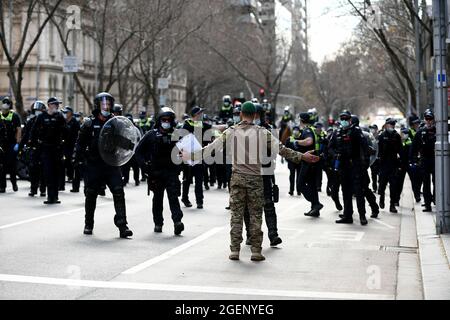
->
[183,102,319,262]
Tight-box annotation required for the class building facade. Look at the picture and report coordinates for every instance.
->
[0,3,187,118]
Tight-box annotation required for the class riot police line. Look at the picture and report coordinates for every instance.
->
[0,93,437,261]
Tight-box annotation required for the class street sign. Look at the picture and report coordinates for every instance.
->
[159,95,166,106]
[436,70,447,87]
[157,78,169,90]
[63,56,78,73]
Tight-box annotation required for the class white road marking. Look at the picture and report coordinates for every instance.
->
[321,231,365,242]
[370,218,396,230]
[122,227,225,274]
[0,273,395,300]
[0,202,111,230]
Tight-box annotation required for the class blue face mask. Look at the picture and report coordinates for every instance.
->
[340,120,350,128]
[161,122,172,130]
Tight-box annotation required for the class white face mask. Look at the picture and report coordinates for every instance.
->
[2,104,9,110]
[161,122,171,130]
[35,111,42,117]
[63,113,68,120]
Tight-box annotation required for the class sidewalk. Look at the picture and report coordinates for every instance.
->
[413,190,450,299]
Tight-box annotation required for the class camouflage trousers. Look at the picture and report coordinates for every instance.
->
[229,173,264,253]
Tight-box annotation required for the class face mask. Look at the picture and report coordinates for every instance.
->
[47,107,57,115]
[161,122,171,130]
[255,119,261,126]
[370,129,377,135]
[386,127,394,133]
[340,120,350,128]
[75,117,80,122]
[293,130,300,138]
[224,102,230,107]
[2,104,9,110]
[35,111,42,117]
[100,97,111,117]
[233,116,240,123]
[63,113,68,120]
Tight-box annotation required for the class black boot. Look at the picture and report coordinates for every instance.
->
[270,236,282,247]
[154,225,163,233]
[390,205,398,214]
[119,227,133,238]
[174,222,184,236]
[83,225,93,235]
[423,206,432,212]
[360,214,368,226]
[379,195,385,209]
[182,199,193,208]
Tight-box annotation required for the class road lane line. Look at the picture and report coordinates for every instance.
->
[122,227,226,275]
[0,202,111,230]
[0,273,395,300]
[370,218,396,230]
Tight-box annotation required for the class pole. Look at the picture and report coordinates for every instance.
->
[433,0,450,234]
[415,0,422,115]
[36,2,41,100]
[68,30,76,108]
[8,0,13,97]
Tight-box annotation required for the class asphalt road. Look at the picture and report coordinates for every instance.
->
[0,161,422,300]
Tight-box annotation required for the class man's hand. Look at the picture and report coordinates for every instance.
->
[302,150,320,163]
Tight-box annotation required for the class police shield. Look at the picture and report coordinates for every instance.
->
[99,116,142,167]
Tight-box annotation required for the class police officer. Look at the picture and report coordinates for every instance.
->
[377,118,402,213]
[369,124,380,192]
[0,97,21,193]
[121,113,142,187]
[135,107,184,235]
[297,113,323,217]
[314,122,327,192]
[392,127,414,206]
[285,125,302,196]
[74,92,133,238]
[138,111,153,134]
[0,111,7,189]
[354,115,380,218]
[279,106,294,144]
[29,97,66,204]
[112,104,123,117]
[20,101,46,197]
[181,106,212,209]
[411,110,436,212]
[407,115,422,203]
[61,106,80,191]
[324,126,343,211]
[219,95,233,122]
[329,111,369,225]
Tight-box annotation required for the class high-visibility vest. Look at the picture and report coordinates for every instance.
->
[0,111,13,122]
[308,125,320,152]
[186,119,203,128]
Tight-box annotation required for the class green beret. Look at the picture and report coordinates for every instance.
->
[241,101,256,114]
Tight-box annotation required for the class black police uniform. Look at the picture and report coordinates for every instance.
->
[59,116,80,192]
[407,126,422,202]
[329,124,369,223]
[181,119,212,208]
[377,128,402,210]
[20,115,46,196]
[297,125,322,215]
[135,126,184,232]
[74,114,130,234]
[411,125,436,211]
[393,133,414,206]
[29,111,67,203]
[0,119,7,189]
[0,110,21,192]
[325,129,343,211]
[219,105,233,123]
[285,133,302,195]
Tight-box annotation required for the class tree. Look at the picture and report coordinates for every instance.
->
[0,0,64,117]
